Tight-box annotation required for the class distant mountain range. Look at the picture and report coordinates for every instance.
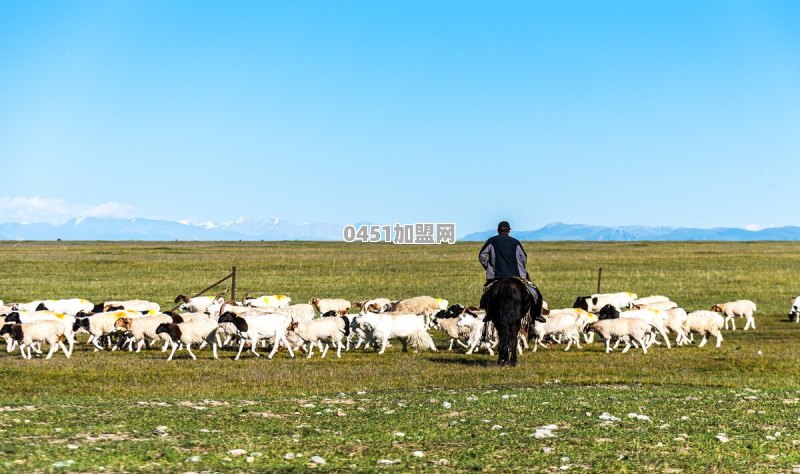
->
[1,219,799,241]
[462,222,800,241]
[0,217,343,241]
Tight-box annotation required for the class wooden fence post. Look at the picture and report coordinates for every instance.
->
[597,267,603,294]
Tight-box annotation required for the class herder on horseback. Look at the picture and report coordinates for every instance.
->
[479,220,530,288]
[478,220,544,366]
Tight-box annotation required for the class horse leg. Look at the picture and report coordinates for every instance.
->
[510,319,521,367]
[498,327,512,366]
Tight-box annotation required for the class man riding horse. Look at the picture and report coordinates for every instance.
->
[479,221,529,288]
[478,220,544,366]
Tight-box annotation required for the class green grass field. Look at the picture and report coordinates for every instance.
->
[1,241,800,473]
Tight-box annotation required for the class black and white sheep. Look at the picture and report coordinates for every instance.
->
[155,319,220,361]
[217,311,295,360]
[0,321,71,359]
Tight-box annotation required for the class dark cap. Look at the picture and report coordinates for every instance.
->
[497,221,511,232]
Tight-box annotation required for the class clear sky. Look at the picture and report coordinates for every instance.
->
[1,0,799,234]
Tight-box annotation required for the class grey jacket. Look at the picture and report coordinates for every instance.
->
[479,233,528,280]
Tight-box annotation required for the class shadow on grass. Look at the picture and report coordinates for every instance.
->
[427,356,496,367]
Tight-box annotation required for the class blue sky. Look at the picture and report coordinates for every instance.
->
[1,0,799,234]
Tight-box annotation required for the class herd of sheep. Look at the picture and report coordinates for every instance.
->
[0,291,788,361]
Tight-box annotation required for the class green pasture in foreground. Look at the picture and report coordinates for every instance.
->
[1,241,800,472]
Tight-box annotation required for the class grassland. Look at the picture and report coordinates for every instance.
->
[1,241,799,473]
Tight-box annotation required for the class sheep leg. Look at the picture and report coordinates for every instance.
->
[45,342,58,360]
[636,335,648,354]
[250,337,262,358]
[58,340,71,358]
[321,343,329,358]
[713,329,723,348]
[448,338,455,351]
[745,316,754,330]
[307,341,315,358]
[136,339,145,353]
[621,340,631,353]
[167,342,179,361]
[91,335,104,352]
[235,339,247,360]
[270,334,293,359]
[659,328,671,349]
[19,344,29,359]
[456,339,469,348]
[378,336,389,354]
[285,335,295,358]
[605,338,612,353]
[336,338,343,358]
[185,343,197,360]
[698,334,709,348]
[66,335,75,355]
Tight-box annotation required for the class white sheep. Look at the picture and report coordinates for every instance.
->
[596,305,672,349]
[532,310,594,352]
[573,292,637,312]
[1,321,71,359]
[457,312,498,355]
[11,300,45,312]
[217,311,295,360]
[633,300,678,311]
[354,298,393,314]
[585,318,650,354]
[244,293,292,309]
[286,316,350,358]
[711,300,757,330]
[789,296,800,323]
[632,295,671,306]
[97,299,161,313]
[684,310,724,348]
[663,308,689,345]
[388,296,445,316]
[174,293,227,313]
[278,304,316,322]
[431,312,473,351]
[309,298,351,316]
[356,312,437,354]
[155,319,220,360]
[33,298,95,315]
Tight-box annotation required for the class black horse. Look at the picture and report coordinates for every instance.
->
[483,278,545,367]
